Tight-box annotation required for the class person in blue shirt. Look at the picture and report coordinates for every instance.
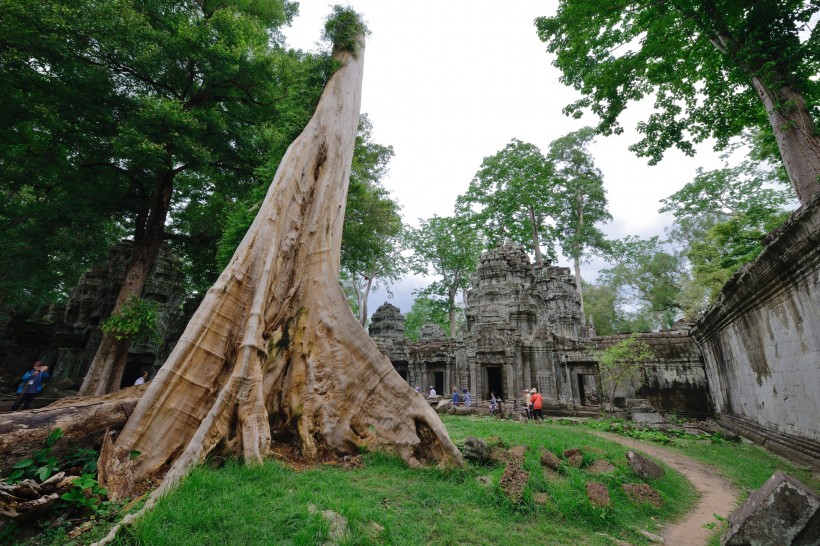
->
[11,361,49,411]
[462,387,472,407]
[451,387,460,406]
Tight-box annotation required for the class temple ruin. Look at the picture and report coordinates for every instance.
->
[370,242,711,417]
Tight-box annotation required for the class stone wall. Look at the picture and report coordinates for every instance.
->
[0,241,193,396]
[691,193,820,469]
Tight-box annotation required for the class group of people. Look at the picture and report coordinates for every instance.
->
[449,386,472,407]
[523,387,544,420]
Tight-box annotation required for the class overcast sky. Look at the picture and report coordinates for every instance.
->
[283,2,727,318]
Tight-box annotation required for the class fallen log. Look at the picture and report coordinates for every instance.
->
[0,384,146,468]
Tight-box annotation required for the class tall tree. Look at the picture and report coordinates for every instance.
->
[547,127,612,314]
[0,0,332,394]
[456,139,556,265]
[536,1,820,204]
[403,296,450,342]
[100,8,463,507]
[599,236,684,330]
[661,134,795,314]
[409,216,482,338]
[341,115,406,326]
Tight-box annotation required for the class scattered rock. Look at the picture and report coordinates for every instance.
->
[563,448,584,468]
[585,481,611,508]
[449,405,473,416]
[588,459,616,475]
[626,450,665,479]
[622,484,664,507]
[475,476,493,487]
[639,529,664,543]
[722,471,819,546]
[499,461,529,504]
[632,412,666,425]
[532,492,549,505]
[462,436,490,464]
[308,505,349,545]
[540,450,561,470]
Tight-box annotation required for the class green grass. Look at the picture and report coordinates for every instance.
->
[115,416,697,546]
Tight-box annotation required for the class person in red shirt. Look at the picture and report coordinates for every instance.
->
[530,388,544,421]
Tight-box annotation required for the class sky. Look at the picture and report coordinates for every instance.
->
[283,1,727,318]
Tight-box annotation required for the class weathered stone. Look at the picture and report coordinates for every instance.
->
[626,450,665,480]
[622,483,664,508]
[462,436,490,464]
[540,450,561,470]
[632,412,666,425]
[367,242,711,422]
[499,460,529,504]
[722,471,820,546]
[563,448,584,468]
[639,530,664,543]
[588,459,616,475]
[692,192,820,470]
[586,481,611,508]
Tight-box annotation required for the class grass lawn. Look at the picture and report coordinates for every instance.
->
[115,416,698,546]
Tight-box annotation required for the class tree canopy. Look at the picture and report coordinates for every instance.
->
[536,0,820,204]
[456,139,556,265]
[409,216,482,338]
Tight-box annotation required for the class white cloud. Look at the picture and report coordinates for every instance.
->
[284,1,726,318]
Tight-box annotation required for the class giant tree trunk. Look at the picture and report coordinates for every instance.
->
[752,77,820,206]
[104,37,463,500]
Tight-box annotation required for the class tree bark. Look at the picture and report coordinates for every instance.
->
[751,77,820,206]
[528,206,543,266]
[0,385,146,467]
[79,170,175,396]
[573,194,585,316]
[103,36,463,500]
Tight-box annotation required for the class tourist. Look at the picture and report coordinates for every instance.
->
[462,387,472,407]
[134,370,149,386]
[10,361,49,411]
[451,386,460,406]
[523,389,532,419]
[428,385,436,397]
[531,388,544,421]
[489,391,497,414]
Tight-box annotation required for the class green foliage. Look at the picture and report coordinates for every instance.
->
[535,1,820,169]
[599,236,684,330]
[661,136,796,316]
[595,335,654,412]
[340,115,406,323]
[456,138,557,264]
[404,296,451,341]
[128,418,697,545]
[6,428,64,483]
[101,295,160,343]
[60,474,108,514]
[323,5,369,54]
[547,127,612,268]
[1,0,334,311]
[408,216,482,337]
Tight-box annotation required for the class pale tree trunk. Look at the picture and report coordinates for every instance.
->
[573,194,585,316]
[527,206,543,266]
[359,274,374,327]
[104,37,463,501]
[79,172,175,396]
[751,77,820,205]
[447,286,457,339]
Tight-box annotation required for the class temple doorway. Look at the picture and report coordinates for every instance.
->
[485,366,503,400]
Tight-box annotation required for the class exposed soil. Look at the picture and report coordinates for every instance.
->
[591,431,741,546]
[622,483,664,508]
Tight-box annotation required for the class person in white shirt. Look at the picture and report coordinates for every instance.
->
[134,370,149,386]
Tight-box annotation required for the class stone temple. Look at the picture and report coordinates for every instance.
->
[370,242,710,416]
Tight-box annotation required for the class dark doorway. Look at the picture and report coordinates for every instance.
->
[578,374,599,406]
[434,371,444,396]
[485,366,503,400]
[398,370,407,382]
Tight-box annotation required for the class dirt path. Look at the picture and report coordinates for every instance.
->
[591,432,741,546]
